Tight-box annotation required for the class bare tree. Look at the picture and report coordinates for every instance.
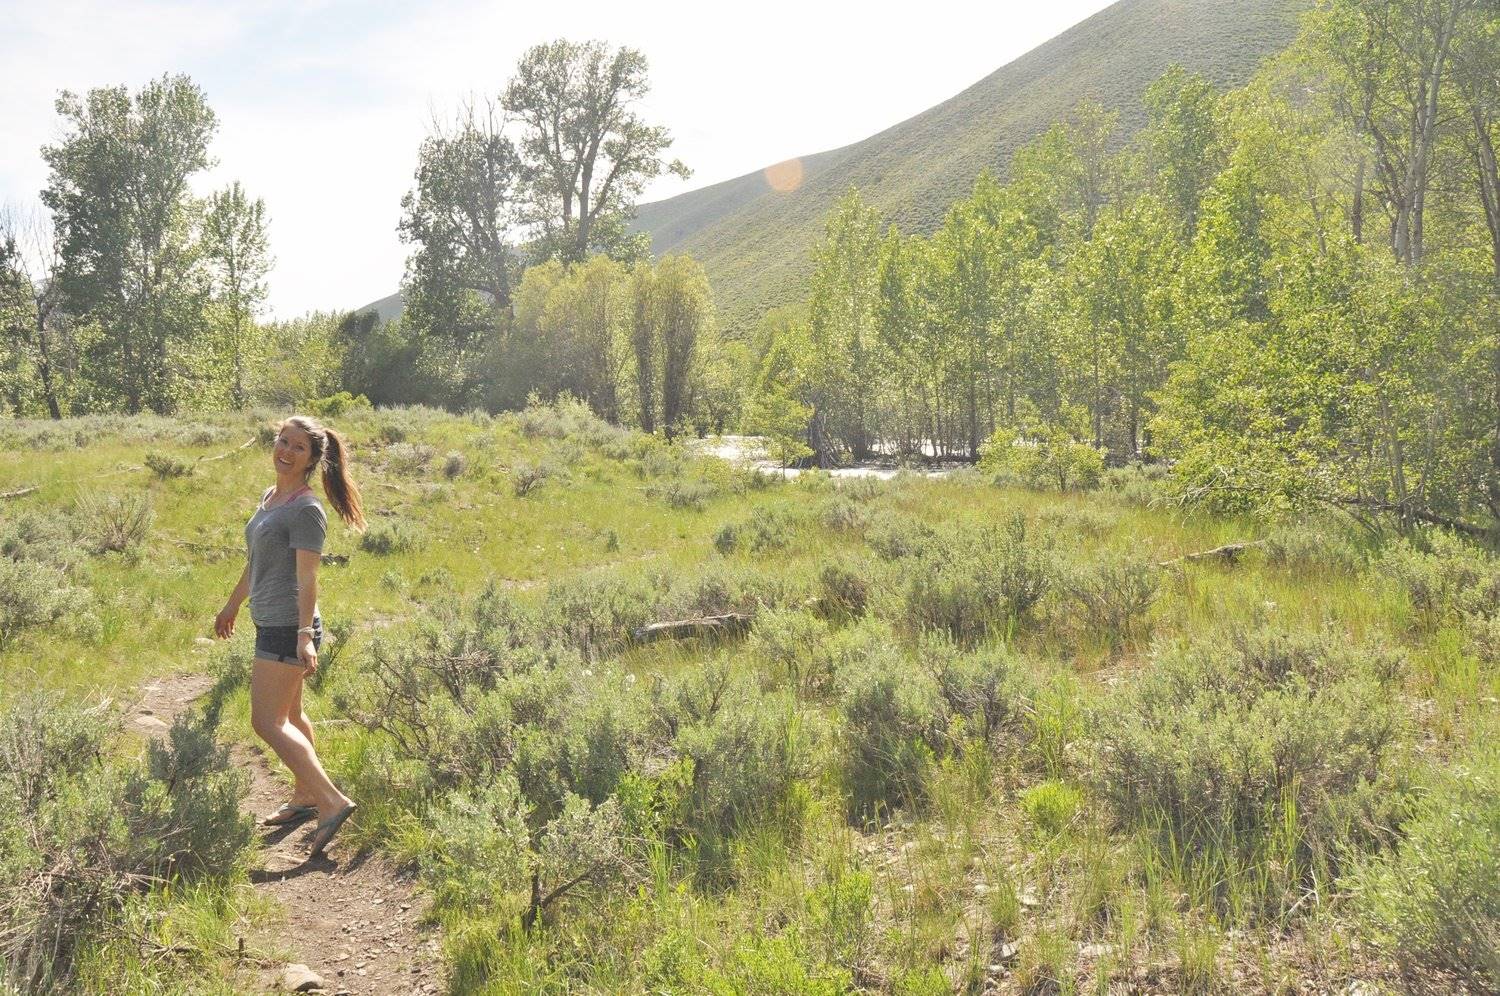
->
[0,205,69,418]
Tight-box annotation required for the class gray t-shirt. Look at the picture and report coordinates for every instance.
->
[245,490,327,626]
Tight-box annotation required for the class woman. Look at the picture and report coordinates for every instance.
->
[214,415,365,857]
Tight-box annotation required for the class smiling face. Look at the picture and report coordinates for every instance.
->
[272,422,316,480]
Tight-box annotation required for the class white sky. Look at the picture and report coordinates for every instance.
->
[0,0,1115,318]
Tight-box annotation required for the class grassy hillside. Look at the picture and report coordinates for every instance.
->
[358,0,1308,331]
[633,0,1308,332]
[2,403,1497,992]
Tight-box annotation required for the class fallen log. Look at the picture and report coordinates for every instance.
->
[631,613,752,644]
[196,437,256,464]
[1158,540,1265,567]
[0,486,38,500]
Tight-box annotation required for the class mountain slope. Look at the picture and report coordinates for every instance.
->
[359,0,1308,331]
[631,0,1308,333]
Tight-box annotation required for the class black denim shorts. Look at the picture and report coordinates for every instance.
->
[253,617,322,665]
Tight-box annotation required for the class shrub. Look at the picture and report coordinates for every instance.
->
[1262,518,1365,575]
[714,506,794,554]
[1036,504,1120,539]
[359,519,424,555]
[902,516,1051,644]
[865,509,936,561]
[511,460,553,497]
[816,559,872,621]
[839,645,947,819]
[143,452,194,479]
[0,558,89,648]
[1098,461,1171,507]
[749,608,833,695]
[422,776,640,929]
[0,696,250,989]
[922,637,1020,745]
[818,495,868,533]
[1374,531,1498,629]
[73,490,153,555]
[0,509,82,572]
[648,474,718,511]
[1351,748,1500,991]
[442,450,468,479]
[1061,557,1161,648]
[541,569,656,660]
[305,390,369,417]
[1021,781,1083,838]
[383,441,434,476]
[1092,628,1407,920]
[655,668,808,869]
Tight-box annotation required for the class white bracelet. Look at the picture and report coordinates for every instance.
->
[297,626,316,635]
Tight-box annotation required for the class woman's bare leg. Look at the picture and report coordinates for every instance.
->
[250,658,351,820]
[284,679,317,806]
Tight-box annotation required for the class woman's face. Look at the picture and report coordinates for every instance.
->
[273,423,315,479]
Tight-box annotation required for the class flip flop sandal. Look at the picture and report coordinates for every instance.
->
[308,803,357,857]
[262,803,316,827]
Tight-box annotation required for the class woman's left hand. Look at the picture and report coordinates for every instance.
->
[298,632,318,673]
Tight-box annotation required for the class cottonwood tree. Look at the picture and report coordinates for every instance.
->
[203,182,271,409]
[1302,0,1477,265]
[399,100,523,343]
[42,74,217,414]
[806,188,883,463]
[1141,65,1224,236]
[504,39,688,263]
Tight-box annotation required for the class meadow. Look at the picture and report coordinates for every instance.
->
[0,399,1496,994]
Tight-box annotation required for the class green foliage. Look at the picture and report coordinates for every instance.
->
[1351,747,1500,991]
[1021,781,1084,838]
[0,558,88,648]
[1092,628,1407,920]
[0,695,250,990]
[1261,517,1365,574]
[305,391,370,418]
[923,636,1021,745]
[359,519,425,555]
[442,450,468,479]
[901,516,1051,644]
[41,74,219,415]
[1060,556,1161,647]
[382,441,434,476]
[510,460,554,497]
[982,423,1105,492]
[714,506,795,554]
[838,644,946,819]
[865,509,936,561]
[1374,531,1500,631]
[143,452,193,480]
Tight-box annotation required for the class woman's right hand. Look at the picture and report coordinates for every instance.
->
[214,604,238,639]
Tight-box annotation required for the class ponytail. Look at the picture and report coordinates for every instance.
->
[320,427,366,532]
[283,415,366,532]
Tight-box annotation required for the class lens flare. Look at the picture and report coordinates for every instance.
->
[764,158,804,193]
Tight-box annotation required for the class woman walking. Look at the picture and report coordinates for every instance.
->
[214,415,365,857]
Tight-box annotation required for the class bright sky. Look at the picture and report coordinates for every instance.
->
[0,0,1115,318]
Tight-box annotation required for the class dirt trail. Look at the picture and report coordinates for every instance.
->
[133,673,442,995]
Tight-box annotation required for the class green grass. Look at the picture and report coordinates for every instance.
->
[2,403,1496,993]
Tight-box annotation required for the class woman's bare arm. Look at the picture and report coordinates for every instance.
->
[215,563,251,638]
[295,549,321,670]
